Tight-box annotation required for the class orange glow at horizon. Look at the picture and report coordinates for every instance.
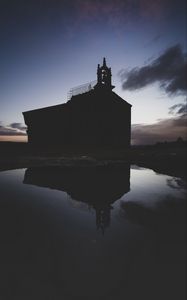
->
[0,136,28,142]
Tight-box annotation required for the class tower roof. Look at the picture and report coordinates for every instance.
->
[103,57,106,67]
[95,57,115,90]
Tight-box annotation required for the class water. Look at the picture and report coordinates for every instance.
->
[0,165,186,300]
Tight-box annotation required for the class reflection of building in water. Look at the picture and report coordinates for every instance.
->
[23,164,130,232]
[95,205,112,234]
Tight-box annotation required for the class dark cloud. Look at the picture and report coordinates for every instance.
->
[0,122,26,136]
[169,103,186,115]
[0,129,26,136]
[132,114,187,145]
[144,34,163,48]
[9,123,27,130]
[120,44,187,95]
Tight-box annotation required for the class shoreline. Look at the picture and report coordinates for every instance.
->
[0,155,186,180]
[0,142,186,179]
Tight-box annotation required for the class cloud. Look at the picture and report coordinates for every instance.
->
[132,114,187,145]
[9,123,27,131]
[144,34,163,48]
[169,103,186,115]
[120,44,187,95]
[0,122,26,136]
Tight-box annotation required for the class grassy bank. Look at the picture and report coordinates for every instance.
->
[0,141,186,178]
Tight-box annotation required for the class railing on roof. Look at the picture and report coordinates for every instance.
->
[67,80,96,100]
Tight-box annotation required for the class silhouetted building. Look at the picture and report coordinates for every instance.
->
[23,164,130,232]
[23,58,132,148]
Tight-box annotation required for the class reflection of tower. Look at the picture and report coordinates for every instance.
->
[23,164,130,232]
[95,57,115,90]
[95,205,112,234]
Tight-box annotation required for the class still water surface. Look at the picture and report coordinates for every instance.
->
[0,166,186,300]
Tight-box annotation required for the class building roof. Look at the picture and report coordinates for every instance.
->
[23,103,66,116]
[23,58,131,117]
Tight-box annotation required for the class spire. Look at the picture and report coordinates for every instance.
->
[94,58,115,90]
[103,57,106,67]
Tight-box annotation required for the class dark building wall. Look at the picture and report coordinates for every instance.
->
[23,59,132,149]
[24,104,68,146]
[68,90,131,147]
[23,89,131,148]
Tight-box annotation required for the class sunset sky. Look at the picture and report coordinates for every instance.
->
[0,0,186,144]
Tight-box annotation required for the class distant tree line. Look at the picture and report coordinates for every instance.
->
[155,137,187,148]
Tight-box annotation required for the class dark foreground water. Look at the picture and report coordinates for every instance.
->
[0,165,186,300]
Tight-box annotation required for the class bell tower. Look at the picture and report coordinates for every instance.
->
[95,58,115,90]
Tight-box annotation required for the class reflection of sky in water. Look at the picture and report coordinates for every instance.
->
[0,168,98,233]
[0,167,186,300]
[0,166,186,223]
[118,166,186,208]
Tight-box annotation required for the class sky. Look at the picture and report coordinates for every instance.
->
[0,0,186,144]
